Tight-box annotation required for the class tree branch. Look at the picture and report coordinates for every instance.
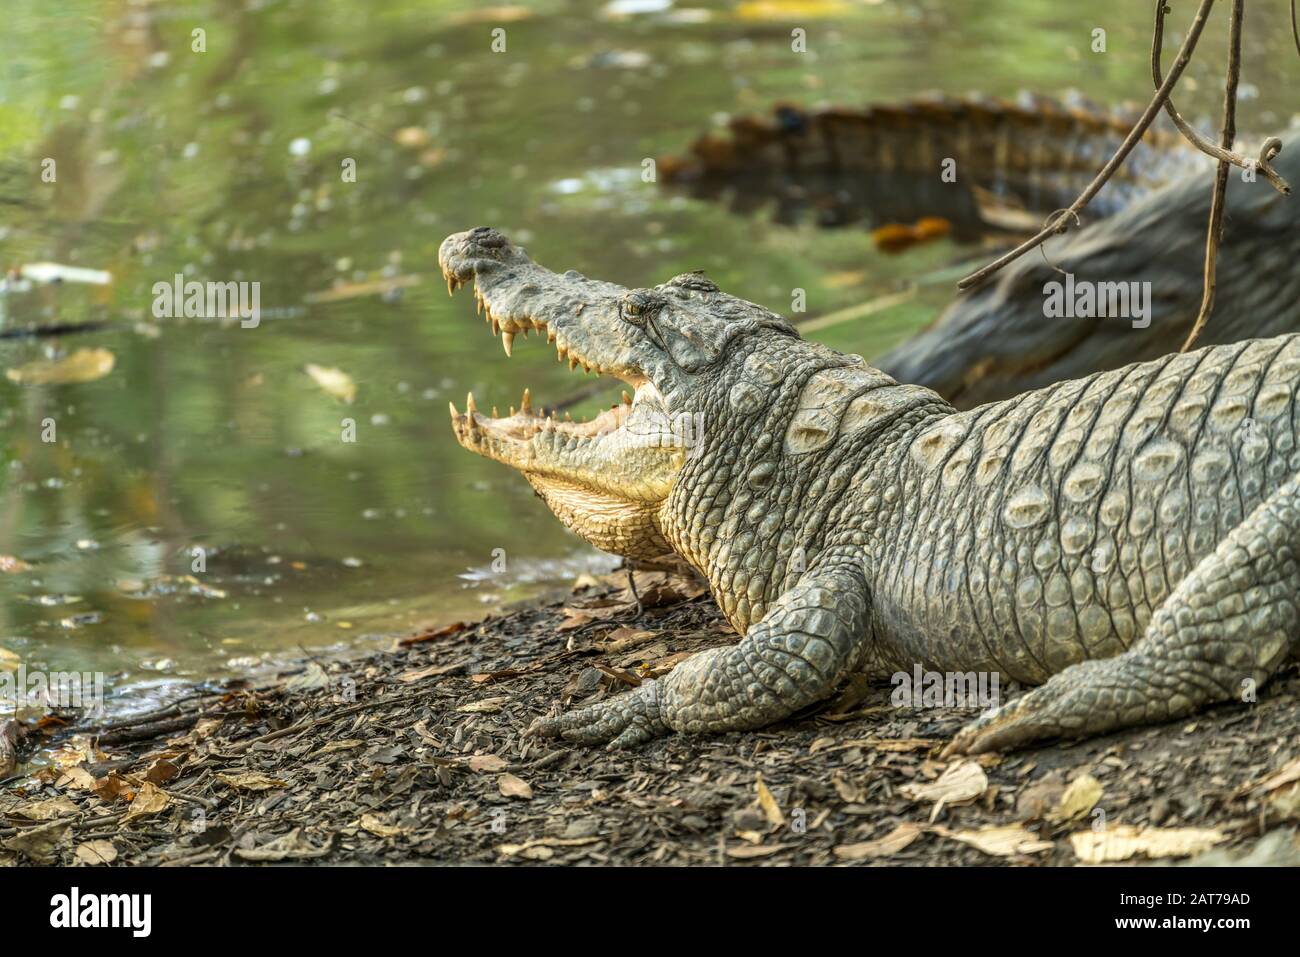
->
[1153,0,1289,194]
[1179,0,1245,352]
[957,0,1219,291]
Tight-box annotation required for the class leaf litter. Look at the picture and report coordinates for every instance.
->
[0,569,1296,866]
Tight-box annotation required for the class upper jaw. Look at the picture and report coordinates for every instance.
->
[438,226,646,386]
[440,227,685,489]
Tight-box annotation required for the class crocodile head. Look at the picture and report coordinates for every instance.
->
[439,226,796,560]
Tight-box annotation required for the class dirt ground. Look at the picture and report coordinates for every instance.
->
[2,570,1298,867]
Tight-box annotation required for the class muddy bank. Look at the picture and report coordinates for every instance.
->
[2,571,1298,867]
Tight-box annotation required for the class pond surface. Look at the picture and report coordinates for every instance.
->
[0,0,1292,716]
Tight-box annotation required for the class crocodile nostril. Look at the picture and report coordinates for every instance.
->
[468,226,508,249]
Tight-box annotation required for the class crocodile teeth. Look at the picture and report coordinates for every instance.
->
[446,277,455,296]
[569,356,579,371]
[502,332,514,357]
[520,388,532,413]
[466,391,477,415]
[546,327,556,344]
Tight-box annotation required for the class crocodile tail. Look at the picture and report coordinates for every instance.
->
[658,92,1209,234]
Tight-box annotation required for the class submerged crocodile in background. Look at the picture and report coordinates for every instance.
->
[660,94,1299,407]
[439,226,1300,755]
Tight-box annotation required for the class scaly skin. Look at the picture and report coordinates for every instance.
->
[439,227,1300,755]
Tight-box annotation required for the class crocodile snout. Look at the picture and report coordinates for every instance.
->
[438,226,530,288]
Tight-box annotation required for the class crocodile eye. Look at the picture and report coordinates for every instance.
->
[619,291,655,325]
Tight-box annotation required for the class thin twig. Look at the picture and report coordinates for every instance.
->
[1180,0,1245,352]
[957,0,1218,290]
[1153,0,1289,193]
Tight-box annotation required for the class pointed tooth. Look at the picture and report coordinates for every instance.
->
[564,412,573,421]
[582,363,590,374]
[569,356,579,371]
[502,332,514,357]
[520,388,532,413]
[449,400,458,419]
[466,392,477,415]
[446,277,455,296]
[622,390,632,405]
[546,327,556,343]
[509,405,516,417]
[492,405,499,418]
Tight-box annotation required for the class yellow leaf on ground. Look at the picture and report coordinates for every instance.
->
[457,696,508,714]
[1052,773,1104,822]
[359,813,407,838]
[216,771,287,792]
[75,840,118,865]
[755,772,785,827]
[932,823,1054,857]
[1070,825,1227,863]
[469,754,508,773]
[7,348,115,385]
[901,761,988,821]
[498,773,533,799]
[834,823,924,861]
[123,782,170,822]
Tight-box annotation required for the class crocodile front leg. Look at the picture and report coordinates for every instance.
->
[945,471,1300,756]
[528,559,871,749]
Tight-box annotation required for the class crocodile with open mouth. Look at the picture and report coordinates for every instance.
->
[440,225,1300,755]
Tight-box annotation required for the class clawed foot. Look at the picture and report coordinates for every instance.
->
[942,679,1083,757]
[527,678,670,749]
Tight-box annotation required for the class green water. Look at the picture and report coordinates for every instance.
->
[0,0,1292,714]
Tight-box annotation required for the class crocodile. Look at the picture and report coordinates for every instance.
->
[661,96,1299,407]
[440,225,1300,755]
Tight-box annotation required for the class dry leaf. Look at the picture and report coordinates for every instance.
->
[7,348,115,385]
[457,696,508,714]
[725,843,788,859]
[1052,773,1103,822]
[312,739,365,756]
[234,828,331,862]
[755,772,785,827]
[397,660,466,682]
[304,363,356,403]
[1240,756,1300,797]
[123,781,170,822]
[75,840,118,865]
[497,836,600,859]
[13,796,79,821]
[497,773,533,799]
[55,766,97,791]
[359,813,407,838]
[145,758,180,785]
[932,823,1054,857]
[468,754,508,773]
[834,822,924,861]
[3,819,71,863]
[1070,825,1227,863]
[901,761,988,821]
[216,771,287,792]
